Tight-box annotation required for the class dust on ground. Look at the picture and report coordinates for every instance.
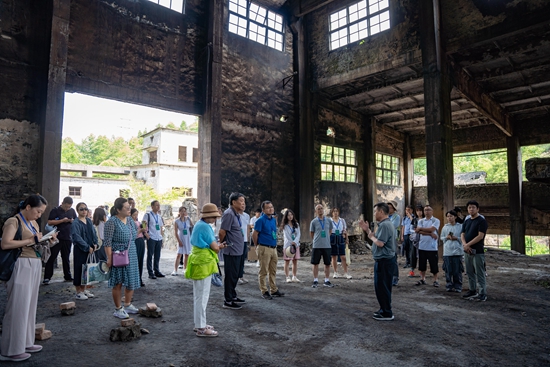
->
[1,247,549,367]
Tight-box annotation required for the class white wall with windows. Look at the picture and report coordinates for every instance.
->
[59,177,130,210]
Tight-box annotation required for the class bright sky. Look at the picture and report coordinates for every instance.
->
[62,93,197,143]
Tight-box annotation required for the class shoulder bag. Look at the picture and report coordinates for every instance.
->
[0,217,23,281]
[112,222,132,267]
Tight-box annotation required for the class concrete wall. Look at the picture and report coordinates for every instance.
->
[59,176,130,210]
[219,2,295,213]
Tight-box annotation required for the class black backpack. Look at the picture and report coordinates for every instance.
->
[0,217,23,281]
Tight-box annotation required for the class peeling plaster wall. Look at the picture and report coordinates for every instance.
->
[220,4,295,213]
[66,0,207,114]
[314,105,364,235]
[307,0,420,86]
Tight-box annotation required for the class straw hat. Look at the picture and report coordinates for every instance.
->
[285,244,297,258]
[387,200,398,211]
[201,203,221,219]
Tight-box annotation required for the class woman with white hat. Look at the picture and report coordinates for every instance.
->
[281,209,301,283]
[185,203,228,337]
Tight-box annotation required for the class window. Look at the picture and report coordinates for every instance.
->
[329,0,390,50]
[192,148,199,163]
[149,150,157,163]
[320,145,357,183]
[228,0,284,51]
[178,146,187,162]
[69,186,82,198]
[376,153,400,186]
[147,0,184,13]
[151,170,156,177]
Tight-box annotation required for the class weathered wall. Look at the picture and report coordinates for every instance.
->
[0,0,51,231]
[376,130,405,219]
[307,0,420,87]
[66,0,207,114]
[220,3,295,214]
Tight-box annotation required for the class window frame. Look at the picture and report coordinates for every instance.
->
[320,144,358,183]
[375,152,400,186]
[329,0,390,51]
[69,186,82,198]
[147,0,184,13]
[178,146,187,162]
[228,0,285,52]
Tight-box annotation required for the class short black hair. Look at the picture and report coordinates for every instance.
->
[374,202,389,215]
[229,192,245,206]
[453,206,462,213]
[261,200,272,210]
[446,210,458,217]
[151,200,159,207]
[466,200,479,209]
[62,196,73,205]
[127,197,134,201]
[255,208,262,214]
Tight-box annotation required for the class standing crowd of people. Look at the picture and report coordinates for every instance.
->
[1,192,488,359]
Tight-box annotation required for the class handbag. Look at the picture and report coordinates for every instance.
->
[0,217,23,281]
[112,227,132,267]
[82,253,100,285]
[211,263,223,287]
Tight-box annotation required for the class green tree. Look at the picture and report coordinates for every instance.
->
[61,137,82,163]
[502,236,549,256]
[126,178,191,213]
[179,120,188,131]
[166,122,177,129]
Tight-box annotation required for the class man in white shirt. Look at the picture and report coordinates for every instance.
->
[414,205,440,287]
[145,200,165,279]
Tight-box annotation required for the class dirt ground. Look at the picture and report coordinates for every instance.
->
[1,246,549,367]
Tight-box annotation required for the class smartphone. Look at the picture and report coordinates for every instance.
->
[225,242,234,247]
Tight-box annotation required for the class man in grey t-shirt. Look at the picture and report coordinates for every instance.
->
[359,203,397,321]
[309,204,333,288]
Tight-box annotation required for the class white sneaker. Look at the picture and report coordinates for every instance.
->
[171,271,178,276]
[84,290,95,298]
[292,276,301,283]
[333,273,340,279]
[75,292,88,300]
[113,307,129,319]
[124,304,139,314]
[286,277,292,283]
[178,265,183,269]
[344,273,353,279]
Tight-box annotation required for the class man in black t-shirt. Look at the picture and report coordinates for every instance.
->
[460,200,488,301]
[44,196,77,283]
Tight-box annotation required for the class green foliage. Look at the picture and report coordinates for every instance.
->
[166,122,177,129]
[179,120,188,131]
[413,144,550,183]
[127,178,189,213]
[502,236,549,256]
[61,137,82,164]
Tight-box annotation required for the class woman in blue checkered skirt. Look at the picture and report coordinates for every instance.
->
[104,197,140,319]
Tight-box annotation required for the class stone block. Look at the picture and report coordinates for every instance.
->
[60,302,76,310]
[146,303,157,311]
[526,158,550,183]
[35,323,46,334]
[139,306,162,318]
[36,330,52,341]
[61,308,76,316]
[109,323,142,342]
[120,318,135,327]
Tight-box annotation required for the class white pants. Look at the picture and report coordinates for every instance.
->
[193,275,212,329]
[1,257,42,356]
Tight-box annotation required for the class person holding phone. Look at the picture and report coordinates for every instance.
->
[440,210,463,293]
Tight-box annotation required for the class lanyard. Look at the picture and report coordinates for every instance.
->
[182,217,187,230]
[287,224,295,234]
[318,217,325,230]
[152,212,159,225]
[19,213,37,235]
[332,219,341,230]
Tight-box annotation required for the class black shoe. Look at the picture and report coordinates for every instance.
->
[323,280,334,288]
[271,290,285,297]
[42,279,50,285]
[64,277,73,282]
[462,290,477,299]
[373,310,382,317]
[373,313,394,321]
[155,272,165,278]
[140,282,145,287]
[233,298,246,304]
[223,301,242,310]
[262,292,273,300]
[149,275,157,279]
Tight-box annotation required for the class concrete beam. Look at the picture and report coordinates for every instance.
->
[507,136,526,254]
[363,116,376,226]
[288,0,337,17]
[60,163,131,175]
[451,61,513,137]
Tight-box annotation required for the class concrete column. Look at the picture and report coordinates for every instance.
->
[507,135,526,253]
[403,134,414,207]
[38,0,71,224]
[363,117,376,226]
[198,0,223,207]
[419,0,454,236]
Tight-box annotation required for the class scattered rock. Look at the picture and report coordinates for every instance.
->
[36,330,52,341]
[146,302,157,311]
[140,328,150,334]
[60,302,76,316]
[61,308,75,316]
[35,323,46,334]
[121,318,136,327]
[109,323,142,342]
[139,306,162,318]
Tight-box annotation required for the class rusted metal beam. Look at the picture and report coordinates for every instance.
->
[451,61,513,137]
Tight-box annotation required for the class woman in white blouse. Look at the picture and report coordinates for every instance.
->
[281,209,301,283]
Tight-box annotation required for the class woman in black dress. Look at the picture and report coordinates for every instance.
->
[71,202,98,300]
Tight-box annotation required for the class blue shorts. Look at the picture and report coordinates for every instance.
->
[330,234,346,256]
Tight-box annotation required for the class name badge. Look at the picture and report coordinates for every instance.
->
[241,228,244,235]
[155,224,160,230]
[335,230,340,235]
[183,229,188,235]
[272,231,277,240]
[291,234,295,240]
[321,230,326,238]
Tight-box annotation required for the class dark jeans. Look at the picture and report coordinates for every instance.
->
[224,254,241,302]
[392,254,399,283]
[402,235,411,265]
[146,239,163,276]
[443,255,463,291]
[410,243,418,270]
[135,237,146,282]
[239,242,249,278]
[44,239,72,280]
[374,257,396,317]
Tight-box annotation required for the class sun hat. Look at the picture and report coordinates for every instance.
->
[201,203,221,219]
[387,200,398,211]
[285,244,297,258]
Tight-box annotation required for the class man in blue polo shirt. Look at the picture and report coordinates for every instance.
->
[253,200,284,300]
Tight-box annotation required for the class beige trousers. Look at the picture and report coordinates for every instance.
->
[257,246,278,294]
[1,257,42,356]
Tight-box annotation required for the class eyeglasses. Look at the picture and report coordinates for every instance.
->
[78,208,89,211]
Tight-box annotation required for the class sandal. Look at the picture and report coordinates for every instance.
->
[415,279,426,286]
[193,325,214,332]
[196,328,218,337]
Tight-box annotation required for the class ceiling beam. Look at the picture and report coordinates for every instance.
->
[451,61,513,137]
[287,0,337,17]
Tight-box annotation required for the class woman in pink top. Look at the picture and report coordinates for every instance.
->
[131,209,147,287]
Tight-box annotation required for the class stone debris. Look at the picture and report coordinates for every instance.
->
[36,329,52,341]
[35,323,46,334]
[140,328,150,334]
[121,318,135,327]
[109,323,142,342]
[139,306,162,318]
[60,302,76,316]
[146,302,157,311]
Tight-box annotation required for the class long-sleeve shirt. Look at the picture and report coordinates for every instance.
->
[283,224,301,248]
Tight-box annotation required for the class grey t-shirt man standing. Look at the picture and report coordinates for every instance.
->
[309,204,334,288]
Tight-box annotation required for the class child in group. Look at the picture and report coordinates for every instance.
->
[282,209,301,283]
[172,206,193,276]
